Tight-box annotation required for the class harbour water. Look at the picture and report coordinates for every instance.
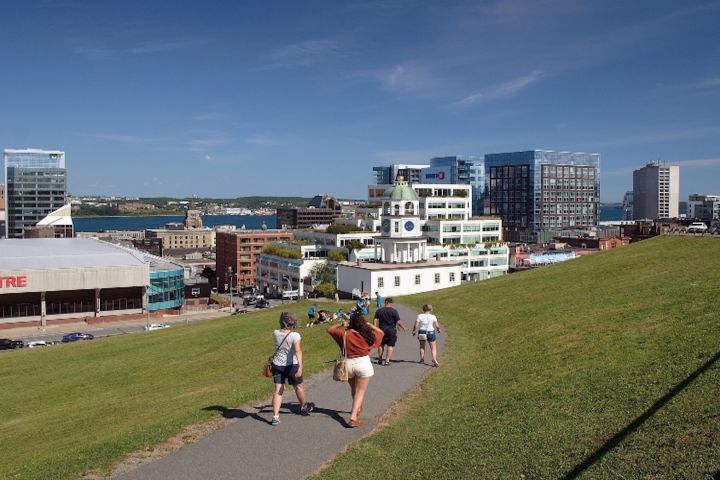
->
[74,207,623,232]
[74,215,277,232]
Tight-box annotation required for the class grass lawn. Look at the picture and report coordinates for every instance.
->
[314,236,720,479]
[0,301,349,480]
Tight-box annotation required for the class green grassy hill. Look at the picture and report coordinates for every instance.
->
[315,236,720,479]
[1,237,718,479]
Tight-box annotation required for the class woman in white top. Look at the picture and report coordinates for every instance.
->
[270,312,314,426]
[412,304,441,367]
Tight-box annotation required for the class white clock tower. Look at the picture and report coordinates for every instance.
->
[375,176,428,263]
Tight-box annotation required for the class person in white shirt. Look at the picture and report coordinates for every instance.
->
[269,312,314,425]
[412,304,441,367]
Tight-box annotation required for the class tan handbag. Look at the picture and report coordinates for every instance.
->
[263,331,292,377]
[332,331,349,382]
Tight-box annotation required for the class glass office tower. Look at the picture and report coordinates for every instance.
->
[421,156,485,217]
[4,148,67,238]
[484,150,600,238]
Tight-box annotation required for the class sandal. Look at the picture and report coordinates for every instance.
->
[348,418,362,428]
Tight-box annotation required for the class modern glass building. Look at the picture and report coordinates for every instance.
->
[421,156,485,217]
[3,148,67,239]
[372,164,429,185]
[484,150,600,238]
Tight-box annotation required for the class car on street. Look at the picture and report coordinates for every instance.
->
[255,298,271,308]
[144,323,171,331]
[282,290,299,300]
[27,340,49,348]
[62,332,94,342]
[0,338,24,349]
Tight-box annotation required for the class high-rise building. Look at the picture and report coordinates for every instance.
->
[420,156,485,217]
[622,191,634,220]
[0,184,5,238]
[484,150,600,241]
[3,148,67,239]
[632,162,679,220]
[372,164,429,185]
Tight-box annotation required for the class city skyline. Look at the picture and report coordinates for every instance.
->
[1,1,719,201]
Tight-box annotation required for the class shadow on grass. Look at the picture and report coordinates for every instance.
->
[562,350,720,479]
[203,403,347,427]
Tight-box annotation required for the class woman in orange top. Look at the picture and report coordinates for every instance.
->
[327,314,384,427]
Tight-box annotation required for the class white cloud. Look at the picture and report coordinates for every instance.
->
[245,135,279,146]
[81,133,165,143]
[203,154,213,161]
[452,71,545,108]
[189,137,231,147]
[268,39,341,67]
[128,39,209,55]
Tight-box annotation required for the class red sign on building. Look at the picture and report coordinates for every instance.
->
[0,276,27,288]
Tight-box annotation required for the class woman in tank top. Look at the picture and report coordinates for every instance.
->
[412,304,441,367]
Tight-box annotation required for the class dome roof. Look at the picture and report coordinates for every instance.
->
[383,176,419,202]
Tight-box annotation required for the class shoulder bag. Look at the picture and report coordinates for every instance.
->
[332,330,349,382]
[262,331,293,377]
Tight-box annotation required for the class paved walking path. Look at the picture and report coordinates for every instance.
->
[116,304,443,480]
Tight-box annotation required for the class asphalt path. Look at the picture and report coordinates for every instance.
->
[116,303,442,480]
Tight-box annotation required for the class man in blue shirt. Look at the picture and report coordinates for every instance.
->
[375,291,382,309]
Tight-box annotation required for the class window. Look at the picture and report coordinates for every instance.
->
[394,276,400,287]
[394,221,399,233]
[378,277,384,288]
[434,273,440,284]
[414,274,420,285]
[191,288,200,296]
[449,273,455,282]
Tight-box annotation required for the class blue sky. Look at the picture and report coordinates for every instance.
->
[1,0,719,201]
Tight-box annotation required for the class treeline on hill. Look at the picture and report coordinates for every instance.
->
[139,196,315,209]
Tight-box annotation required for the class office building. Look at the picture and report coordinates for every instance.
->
[372,164,429,185]
[687,194,720,221]
[420,156,485,216]
[145,228,214,255]
[276,194,344,229]
[216,230,294,293]
[4,148,67,239]
[484,150,600,241]
[0,184,5,238]
[622,191,634,221]
[632,162,679,219]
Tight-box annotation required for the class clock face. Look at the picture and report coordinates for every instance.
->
[404,220,415,232]
[382,219,391,233]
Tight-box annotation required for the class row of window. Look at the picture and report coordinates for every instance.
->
[377,272,456,288]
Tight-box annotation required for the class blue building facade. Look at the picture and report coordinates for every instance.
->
[421,156,485,217]
[148,267,184,311]
[484,150,600,237]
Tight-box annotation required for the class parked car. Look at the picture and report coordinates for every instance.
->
[27,340,49,348]
[62,332,94,342]
[144,323,171,331]
[255,298,271,308]
[282,290,299,300]
[686,222,708,233]
[0,338,24,350]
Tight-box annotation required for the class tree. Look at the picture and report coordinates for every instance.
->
[310,263,335,285]
[327,250,348,262]
[345,240,365,254]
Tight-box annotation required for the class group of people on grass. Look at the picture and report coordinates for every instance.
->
[267,297,441,428]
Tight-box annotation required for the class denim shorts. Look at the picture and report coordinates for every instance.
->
[418,330,436,342]
[272,363,303,385]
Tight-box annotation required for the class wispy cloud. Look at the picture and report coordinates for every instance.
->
[245,135,279,146]
[267,39,341,68]
[452,71,545,108]
[194,111,226,121]
[188,137,232,148]
[347,62,443,96]
[128,38,209,55]
[81,133,165,143]
[663,76,720,93]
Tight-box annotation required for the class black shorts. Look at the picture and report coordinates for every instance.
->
[381,328,397,347]
[272,363,303,385]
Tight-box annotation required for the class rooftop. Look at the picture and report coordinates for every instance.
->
[0,238,146,271]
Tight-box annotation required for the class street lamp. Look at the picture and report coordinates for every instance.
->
[227,266,234,311]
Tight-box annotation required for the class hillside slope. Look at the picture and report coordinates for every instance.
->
[316,236,720,479]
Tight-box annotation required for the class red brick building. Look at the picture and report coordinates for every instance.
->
[216,230,293,293]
